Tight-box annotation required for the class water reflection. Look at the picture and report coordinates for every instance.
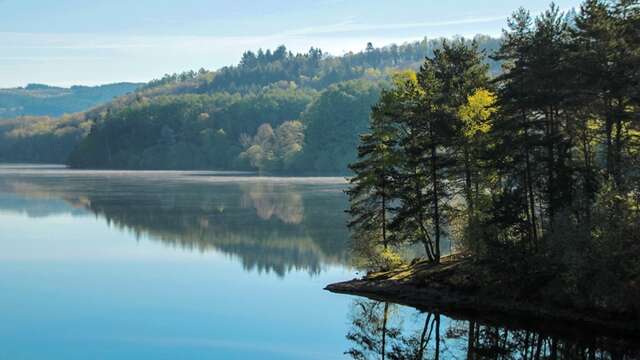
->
[6,167,637,359]
[240,182,304,224]
[0,170,350,276]
[345,299,640,359]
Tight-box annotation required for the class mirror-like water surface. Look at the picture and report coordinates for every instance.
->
[0,165,637,359]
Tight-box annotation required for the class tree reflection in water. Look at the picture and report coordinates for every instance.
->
[0,174,350,276]
[345,300,640,360]
[240,182,304,224]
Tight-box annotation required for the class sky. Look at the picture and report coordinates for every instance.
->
[0,0,583,88]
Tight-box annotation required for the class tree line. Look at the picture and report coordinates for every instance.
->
[199,36,501,94]
[1,36,502,170]
[67,80,384,173]
[348,0,639,313]
[0,83,140,119]
[0,114,92,163]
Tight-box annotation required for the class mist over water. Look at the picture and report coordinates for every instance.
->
[0,165,637,359]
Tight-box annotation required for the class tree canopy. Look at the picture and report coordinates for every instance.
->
[1,36,503,171]
[347,0,640,314]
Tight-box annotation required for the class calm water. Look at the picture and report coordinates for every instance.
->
[0,164,637,359]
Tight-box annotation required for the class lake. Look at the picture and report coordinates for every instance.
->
[0,164,637,359]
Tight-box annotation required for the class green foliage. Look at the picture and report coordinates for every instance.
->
[0,83,140,119]
[199,38,502,94]
[0,114,92,163]
[458,88,496,137]
[69,78,385,172]
[0,36,499,173]
[346,87,402,268]
[347,0,640,314]
[298,80,384,173]
[0,83,139,163]
[68,87,314,169]
[1,36,503,171]
[238,121,305,172]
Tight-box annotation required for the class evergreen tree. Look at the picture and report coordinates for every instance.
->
[388,71,443,262]
[429,40,491,247]
[347,89,400,267]
[492,8,543,248]
[345,0,640,317]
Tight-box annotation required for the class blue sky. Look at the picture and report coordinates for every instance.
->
[0,0,582,87]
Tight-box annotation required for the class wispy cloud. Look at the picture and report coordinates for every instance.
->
[0,29,423,87]
[0,56,108,61]
[0,15,499,49]
[279,15,507,37]
[0,32,275,51]
[278,4,578,38]
[0,10,516,53]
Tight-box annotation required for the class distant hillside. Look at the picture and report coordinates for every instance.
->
[0,35,503,170]
[0,82,142,119]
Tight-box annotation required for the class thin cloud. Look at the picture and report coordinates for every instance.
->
[0,32,276,51]
[280,15,506,37]
[0,56,108,61]
[278,5,578,38]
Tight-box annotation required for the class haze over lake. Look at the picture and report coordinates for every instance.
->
[0,165,356,358]
[1,164,637,359]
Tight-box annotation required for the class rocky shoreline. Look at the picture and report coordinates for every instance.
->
[325,258,640,340]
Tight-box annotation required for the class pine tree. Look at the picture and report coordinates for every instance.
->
[492,8,543,249]
[431,40,490,218]
[347,89,400,266]
[572,0,638,188]
[389,70,443,262]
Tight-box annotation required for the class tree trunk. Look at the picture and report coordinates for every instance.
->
[546,107,556,231]
[523,111,539,248]
[464,145,474,212]
[381,170,387,249]
[467,321,477,360]
[417,314,432,359]
[431,140,441,263]
[605,98,615,180]
[415,167,435,261]
[434,314,440,360]
[581,132,593,228]
[381,302,389,360]
[613,101,625,188]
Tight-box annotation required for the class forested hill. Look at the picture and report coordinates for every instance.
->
[0,83,141,119]
[1,35,502,171]
[0,82,141,163]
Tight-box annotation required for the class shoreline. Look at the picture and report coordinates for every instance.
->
[325,258,640,340]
